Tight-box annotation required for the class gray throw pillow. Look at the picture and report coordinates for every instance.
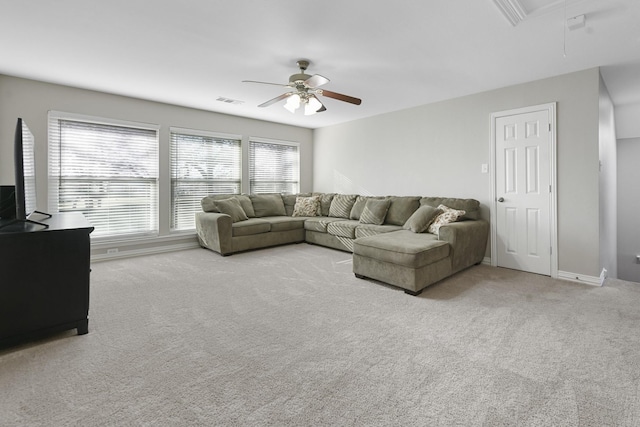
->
[213,198,248,223]
[349,196,368,220]
[329,194,358,218]
[403,205,443,233]
[235,195,256,218]
[313,193,335,216]
[250,193,286,217]
[359,199,391,225]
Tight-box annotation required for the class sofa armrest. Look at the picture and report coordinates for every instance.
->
[195,212,233,255]
[437,219,489,272]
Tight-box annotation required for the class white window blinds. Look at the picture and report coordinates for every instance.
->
[48,113,159,239]
[170,128,241,230]
[249,139,299,194]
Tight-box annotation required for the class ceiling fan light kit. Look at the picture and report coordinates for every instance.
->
[243,59,361,116]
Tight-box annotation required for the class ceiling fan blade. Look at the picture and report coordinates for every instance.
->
[320,89,362,105]
[243,80,291,88]
[308,94,327,113]
[304,74,330,88]
[258,92,294,107]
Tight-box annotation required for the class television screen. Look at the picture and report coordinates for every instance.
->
[0,118,50,231]
[15,118,37,220]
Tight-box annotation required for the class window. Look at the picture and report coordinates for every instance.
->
[48,112,159,239]
[249,139,299,194]
[170,128,241,230]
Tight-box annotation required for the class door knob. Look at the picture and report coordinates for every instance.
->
[498,197,504,202]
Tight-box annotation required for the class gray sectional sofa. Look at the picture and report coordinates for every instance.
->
[196,193,489,295]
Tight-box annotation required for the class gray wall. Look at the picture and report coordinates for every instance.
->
[0,75,313,255]
[598,73,618,279]
[617,137,640,282]
[314,68,602,278]
[615,103,640,140]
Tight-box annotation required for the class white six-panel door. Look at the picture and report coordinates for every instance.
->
[494,109,552,275]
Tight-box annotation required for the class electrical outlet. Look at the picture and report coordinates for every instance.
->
[481,163,488,174]
[107,248,119,254]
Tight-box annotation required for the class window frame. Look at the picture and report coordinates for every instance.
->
[48,111,160,241]
[248,137,300,194]
[169,127,242,231]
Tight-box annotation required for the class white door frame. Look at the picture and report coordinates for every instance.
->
[490,102,558,278]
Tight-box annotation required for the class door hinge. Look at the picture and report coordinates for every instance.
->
[548,123,551,132]
[549,185,552,193]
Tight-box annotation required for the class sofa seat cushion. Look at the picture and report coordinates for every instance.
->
[304,217,344,233]
[232,218,271,237]
[262,216,307,232]
[354,230,450,268]
[355,223,403,239]
[327,220,360,239]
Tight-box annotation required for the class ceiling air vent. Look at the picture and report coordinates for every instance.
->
[216,97,244,105]
[493,0,527,26]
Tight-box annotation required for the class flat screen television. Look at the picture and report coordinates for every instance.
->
[0,118,50,231]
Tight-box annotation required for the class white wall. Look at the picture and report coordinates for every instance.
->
[598,73,618,279]
[617,137,640,282]
[615,103,640,140]
[314,68,602,278]
[0,75,313,257]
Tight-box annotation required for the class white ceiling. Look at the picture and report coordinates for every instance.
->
[1,0,639,129]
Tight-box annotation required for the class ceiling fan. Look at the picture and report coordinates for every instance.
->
[243,60,362,115]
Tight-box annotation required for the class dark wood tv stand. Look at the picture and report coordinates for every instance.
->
[0,212,94,348]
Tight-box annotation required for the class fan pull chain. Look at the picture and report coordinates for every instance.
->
[563,0,568,58]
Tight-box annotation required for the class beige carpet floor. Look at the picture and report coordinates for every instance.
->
[1,244,640,426]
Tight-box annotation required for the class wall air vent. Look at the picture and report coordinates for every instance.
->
[216,97,244,105]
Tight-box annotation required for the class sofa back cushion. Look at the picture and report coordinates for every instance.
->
[250,193,287,217]
[201,194,255,217]
[329,194,357,218]
[420,197,480,220]
[313,192,335,216]
[385,196,421,226]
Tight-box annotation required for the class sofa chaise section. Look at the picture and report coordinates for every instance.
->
[353,220,489,295]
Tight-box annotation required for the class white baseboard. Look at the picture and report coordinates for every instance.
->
[557,270,602,286]
[91,242,201,262]
[480,258,601,286]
